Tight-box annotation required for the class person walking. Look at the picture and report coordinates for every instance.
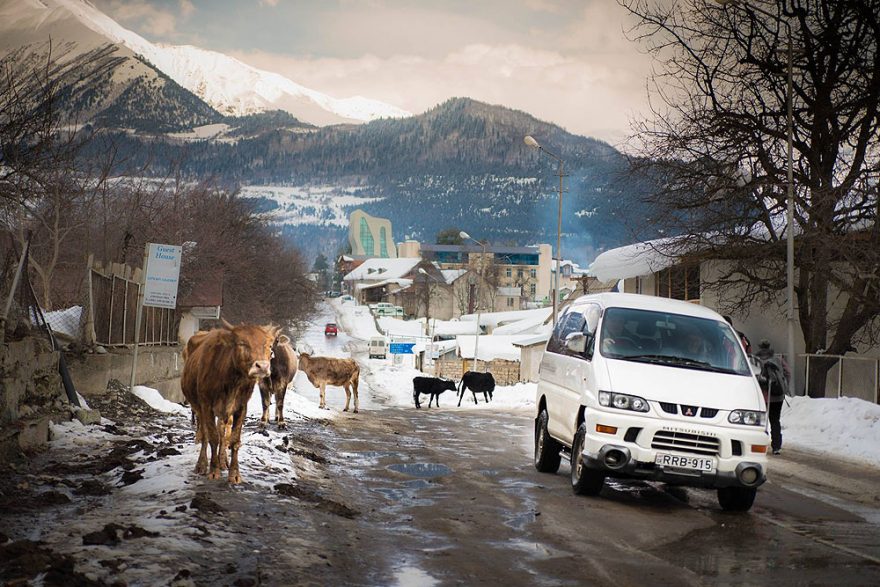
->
[755,339,789,454]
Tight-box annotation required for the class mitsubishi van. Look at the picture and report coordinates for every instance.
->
[534,293,769,511]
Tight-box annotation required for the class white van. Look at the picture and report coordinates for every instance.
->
[535,293,769,511]
[368,336,387,359]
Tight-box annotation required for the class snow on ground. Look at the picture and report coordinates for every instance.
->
[782,396,880,468]
[378,316,424,337]
[333,299,380,340]
[131,386,189,415]
[460,307,551,331]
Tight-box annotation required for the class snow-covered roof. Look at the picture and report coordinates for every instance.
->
[429,319,481,337]
[355,278,412,291]
[460,307,551,329]
[456,334,538,361]
[589,238,679,282]
[343,258,421,281]
[441,269,468,284]
[511,333,551,347]
[378,316,423,337]
[492,314,552,336]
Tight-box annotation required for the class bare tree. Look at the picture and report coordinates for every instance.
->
[620,0,880,396]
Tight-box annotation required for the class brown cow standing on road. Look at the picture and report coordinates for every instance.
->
[298,352,360,413]
[258,335,298,427]
[181,321,280,483]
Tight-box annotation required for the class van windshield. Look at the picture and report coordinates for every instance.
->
[599,307,751,375]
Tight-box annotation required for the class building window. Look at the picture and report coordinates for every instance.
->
[506,268,512,278]
[507,297,514,308]
[530,283,536,296]
[379,227,389,258]
[360,218,374,255]
[530,269,536,278]
[517,269,523,278]
[655,265,700,301]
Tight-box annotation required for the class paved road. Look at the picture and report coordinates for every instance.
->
[281,302,880,586]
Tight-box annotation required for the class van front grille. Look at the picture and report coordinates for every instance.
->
[651,430,720,456]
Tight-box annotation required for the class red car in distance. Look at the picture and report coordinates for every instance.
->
[324,323,338,336]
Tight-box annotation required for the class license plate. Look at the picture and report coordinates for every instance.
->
[655,453,716,473]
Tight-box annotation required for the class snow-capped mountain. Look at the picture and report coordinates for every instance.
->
[1,0,411,126]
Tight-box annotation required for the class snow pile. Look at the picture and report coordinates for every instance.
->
[782,396,880,467]
[429,319,480,337]
[457,335,535,362]
[333,301,380,340]
[378,316,423,338]
[460,307,551,332]
[131,386,189,415]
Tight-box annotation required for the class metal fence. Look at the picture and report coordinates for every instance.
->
[87,255,178,347]
[803,353,880,404]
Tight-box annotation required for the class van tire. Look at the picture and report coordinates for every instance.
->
[571,423,604,496]
[534,408,561,473]
[717,486,757,512]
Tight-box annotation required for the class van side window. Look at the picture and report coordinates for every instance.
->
[547,310,585,355]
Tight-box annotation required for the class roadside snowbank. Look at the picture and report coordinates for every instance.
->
[132,386,189,415]
[782,396,880,468]
[332,299,380,340]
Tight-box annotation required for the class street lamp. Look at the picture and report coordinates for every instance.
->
[524,135,565,326]
[716,0,798,396]
[460,231,487,372]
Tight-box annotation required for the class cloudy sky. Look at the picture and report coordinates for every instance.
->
[92,0,654,144]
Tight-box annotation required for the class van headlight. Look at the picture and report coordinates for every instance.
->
[728,410,765,426]
[598,391,649,413]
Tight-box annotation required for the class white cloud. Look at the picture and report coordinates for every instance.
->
[102,0,195,37]
[259,0,280,6]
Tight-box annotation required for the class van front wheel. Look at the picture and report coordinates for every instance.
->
[534,408,561,473]
[717,486,757,512]
[571,423,605,495]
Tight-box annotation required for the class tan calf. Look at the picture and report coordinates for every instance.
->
[298,353,360,413]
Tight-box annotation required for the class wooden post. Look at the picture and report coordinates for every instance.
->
[84,254,97,347]
[129,244,148,391]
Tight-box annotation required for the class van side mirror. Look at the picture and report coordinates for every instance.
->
[564,332,587,354]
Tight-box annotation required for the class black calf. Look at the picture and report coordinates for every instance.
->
[457,371,496,406]
[413,376,457,408]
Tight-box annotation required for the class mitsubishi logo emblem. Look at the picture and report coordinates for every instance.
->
[683,406,695,417]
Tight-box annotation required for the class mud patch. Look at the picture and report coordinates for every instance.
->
[274,483,359,518]
[82,523,160,546]
[190,493,225,513]
[0,540,103,586]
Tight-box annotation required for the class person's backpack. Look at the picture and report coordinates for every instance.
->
[757,356,788,401]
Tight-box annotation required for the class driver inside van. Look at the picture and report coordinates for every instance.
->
[601,312,634,354]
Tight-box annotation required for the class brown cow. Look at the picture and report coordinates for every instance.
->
[298,352,360,413]
[181,321,280,483]
[258,335,298,427]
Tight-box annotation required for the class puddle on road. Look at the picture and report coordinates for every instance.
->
[387,463,452,479]
[499,538,555,560]
[392,565,439,587]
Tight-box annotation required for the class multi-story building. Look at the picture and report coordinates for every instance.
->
[398,241,552,303]
[348,209,396,258]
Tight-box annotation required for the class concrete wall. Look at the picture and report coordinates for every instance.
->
[0,337,64,458]
[66,346,184,402]
[434,358,524,386]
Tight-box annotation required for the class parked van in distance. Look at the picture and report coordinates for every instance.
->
[369,336,387,359]
[534,293,769,512]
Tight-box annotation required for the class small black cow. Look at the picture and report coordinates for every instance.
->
[413,376,456,408]
[457,371,496,406]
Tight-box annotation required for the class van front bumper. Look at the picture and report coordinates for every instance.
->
[580,410,768,489]
[580,444,765,489]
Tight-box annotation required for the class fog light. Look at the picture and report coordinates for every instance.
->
[740,466,759,485]
[596,424,618,435]
[751,444,768,454]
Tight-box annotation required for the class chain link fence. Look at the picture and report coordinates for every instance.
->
[1,235,79,405]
